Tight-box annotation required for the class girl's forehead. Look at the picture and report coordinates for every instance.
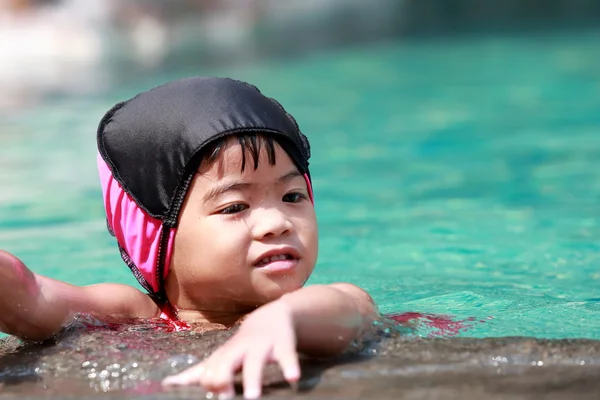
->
[198,140,294,177]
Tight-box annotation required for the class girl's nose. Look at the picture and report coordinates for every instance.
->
[252,207,293,239]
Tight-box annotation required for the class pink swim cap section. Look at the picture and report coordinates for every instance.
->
[97,154,174,293]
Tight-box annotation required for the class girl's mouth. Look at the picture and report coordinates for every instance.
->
[255,253,295,267]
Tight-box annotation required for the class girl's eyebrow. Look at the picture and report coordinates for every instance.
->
[202,169,302,204]
[278,169,303,184]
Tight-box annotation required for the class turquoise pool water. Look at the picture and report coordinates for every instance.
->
[1,29,600,339]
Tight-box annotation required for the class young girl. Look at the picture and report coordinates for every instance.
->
[0,77,377,399]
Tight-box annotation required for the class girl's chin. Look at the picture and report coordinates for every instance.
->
[253,278,306,300]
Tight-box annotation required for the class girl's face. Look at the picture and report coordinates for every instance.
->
[165,140,318,317]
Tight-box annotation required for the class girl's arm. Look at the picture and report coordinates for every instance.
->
[163,283,377,398]
[282,283,377,356]
[0,250,158,341]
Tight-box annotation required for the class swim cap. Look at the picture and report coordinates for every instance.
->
[97,77,312,297]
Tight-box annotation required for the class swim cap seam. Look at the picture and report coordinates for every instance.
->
[117,242,154,293]
[154,225,172,299]
[266,96,311,161]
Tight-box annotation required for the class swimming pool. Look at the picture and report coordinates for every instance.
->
[1,29,600,340]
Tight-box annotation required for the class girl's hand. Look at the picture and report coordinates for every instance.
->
[162,301,300,399]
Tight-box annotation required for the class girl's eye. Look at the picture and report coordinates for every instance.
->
[220,204,248,214]
[283,192,306,203]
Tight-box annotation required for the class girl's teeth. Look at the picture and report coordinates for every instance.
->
[258,254,290,265]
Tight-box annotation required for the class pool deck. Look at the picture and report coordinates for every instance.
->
[2,327,600,399]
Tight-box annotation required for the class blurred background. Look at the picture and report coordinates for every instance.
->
[1,0,600,110]
[2,0,600,338]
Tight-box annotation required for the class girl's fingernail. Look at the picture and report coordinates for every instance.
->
[244,387,260,399]
[285,367,300,381]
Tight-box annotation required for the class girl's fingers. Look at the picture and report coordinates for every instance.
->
[205,355,241,393]
[162,362,206,386]
[241,345,271,399]
[162,332,300,399]
[273,344,301,383]
[162,345,243,391]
